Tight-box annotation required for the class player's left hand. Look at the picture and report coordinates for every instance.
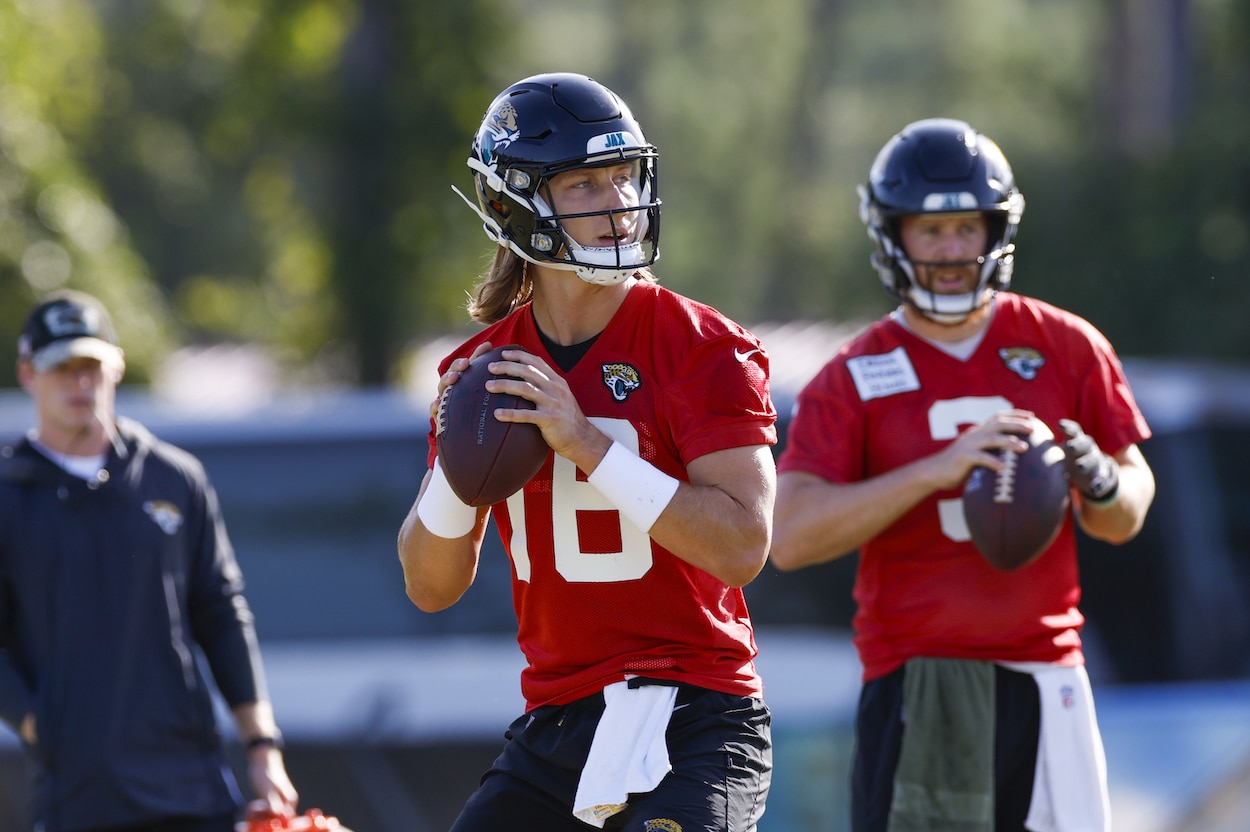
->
[1058,419,1119,502]
[487,348,609,471]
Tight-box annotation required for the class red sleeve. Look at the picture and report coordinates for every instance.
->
[777,354,866,484]
[667,330,777,462]
[1066,316,1151,455]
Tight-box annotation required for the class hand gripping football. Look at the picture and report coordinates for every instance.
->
[435,345,550,507]
[962,420,1072,571]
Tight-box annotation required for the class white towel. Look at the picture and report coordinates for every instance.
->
[1006,664,1110,832]
[572,679,677,827]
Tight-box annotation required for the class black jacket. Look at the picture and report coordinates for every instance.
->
[0,417,267,831]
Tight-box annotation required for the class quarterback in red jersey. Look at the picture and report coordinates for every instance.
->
[398,74,776,832]
[772,119,1155,832]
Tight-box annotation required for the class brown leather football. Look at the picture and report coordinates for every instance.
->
[963,422,1071,571]
[435,345,549,507]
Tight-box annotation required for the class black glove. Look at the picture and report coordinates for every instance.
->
[1058,419,1119,502]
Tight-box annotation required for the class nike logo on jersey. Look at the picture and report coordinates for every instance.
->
[734,347,762,363]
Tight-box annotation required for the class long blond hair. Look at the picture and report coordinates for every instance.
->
[467,247,657,325]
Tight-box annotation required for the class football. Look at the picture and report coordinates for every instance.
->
[435,344,550,507]
[962,422,1072,571]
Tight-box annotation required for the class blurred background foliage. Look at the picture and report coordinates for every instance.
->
[1,0,1247,390]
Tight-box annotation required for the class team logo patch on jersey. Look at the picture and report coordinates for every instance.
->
[602,362,641,402]
[479,100,520,165]
[644,820,682,832]
[999,347,1046,380]
[143,500,183,535]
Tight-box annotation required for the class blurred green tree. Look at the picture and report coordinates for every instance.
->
[83,0,510,385]
[1026,0,1250,359]
[2,0,1247,392]
[515,0,1248,363]
[0,0,173,384]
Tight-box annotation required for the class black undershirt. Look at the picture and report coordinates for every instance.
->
[536,324,599,372]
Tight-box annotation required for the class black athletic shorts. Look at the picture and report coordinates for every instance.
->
[449,683,772,832]
[851,663,1041,832]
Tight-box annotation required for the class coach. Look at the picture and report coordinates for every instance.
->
[0,291,297,832]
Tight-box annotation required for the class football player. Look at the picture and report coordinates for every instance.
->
[398,74,777,831]
[770,119,1156,831]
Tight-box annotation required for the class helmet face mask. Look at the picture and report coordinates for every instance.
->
[455,73,661,286]
[859,118,1025,323]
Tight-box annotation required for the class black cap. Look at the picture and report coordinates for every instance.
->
[18,290,124,372]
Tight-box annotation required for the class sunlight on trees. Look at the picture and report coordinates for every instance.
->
[1,0,1247,390]
[0,0,172,381]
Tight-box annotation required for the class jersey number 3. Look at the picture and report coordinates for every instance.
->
[932,395,1013,543]
[505,417,654,583]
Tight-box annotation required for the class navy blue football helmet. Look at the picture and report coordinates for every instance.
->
[859,118,1025,322]
[454,73,661,286]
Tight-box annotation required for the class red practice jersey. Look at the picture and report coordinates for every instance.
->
[777,293,1151,682]
[429,282,777,709]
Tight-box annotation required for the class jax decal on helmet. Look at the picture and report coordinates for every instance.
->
[452,72,661,286]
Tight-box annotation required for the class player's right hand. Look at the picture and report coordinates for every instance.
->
[430,342,494,421]
[927,409,1034,491]
[486,347,612,475]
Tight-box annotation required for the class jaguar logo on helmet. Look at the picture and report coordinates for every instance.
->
[478,100,520,166]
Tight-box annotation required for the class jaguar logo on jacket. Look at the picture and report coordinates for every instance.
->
[143,500,184,535]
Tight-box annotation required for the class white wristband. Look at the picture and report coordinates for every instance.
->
[417,458,478,539]
[587,442,680,533]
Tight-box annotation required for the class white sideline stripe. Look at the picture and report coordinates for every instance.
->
[253,630,863,742]
[260,635,529,741]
